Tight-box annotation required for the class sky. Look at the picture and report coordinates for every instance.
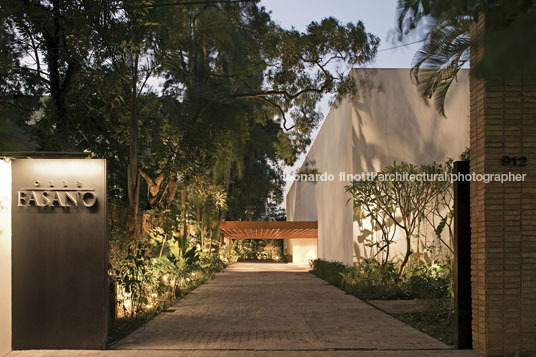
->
[259,0,425,204]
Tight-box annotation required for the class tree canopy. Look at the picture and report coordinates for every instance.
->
[1,0,380,240]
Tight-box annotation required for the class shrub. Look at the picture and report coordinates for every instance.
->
[403,261,452,300]
[311,259,451,301]
[109,229,235,320]
[310,259,347,286]
[311,259,454,345]
[345,160,454,273]
[346,260,407,300]
[235,239,284,261]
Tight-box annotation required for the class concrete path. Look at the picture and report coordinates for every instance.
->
[8,263,477,356]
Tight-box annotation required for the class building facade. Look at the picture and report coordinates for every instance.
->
[286,68,470,265]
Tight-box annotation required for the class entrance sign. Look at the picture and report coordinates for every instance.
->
[11,159,108,349]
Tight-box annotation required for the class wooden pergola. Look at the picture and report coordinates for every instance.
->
[217,221,317,239]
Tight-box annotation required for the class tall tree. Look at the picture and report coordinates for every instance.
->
[2,0,380,242]
[0,0,114,147]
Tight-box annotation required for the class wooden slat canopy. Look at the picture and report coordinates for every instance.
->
[217,221,317,239]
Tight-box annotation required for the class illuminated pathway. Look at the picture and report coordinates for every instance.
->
[9,263,477,356]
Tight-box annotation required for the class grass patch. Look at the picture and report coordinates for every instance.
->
[394,299,454,345]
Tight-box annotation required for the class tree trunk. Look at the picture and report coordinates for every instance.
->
[180,184,187,241]
[45,3,75,143]
[399,234,412,276]
[138,169,164,208]
[209,229,212,253]
[138,170,178,210]
[197,208,203,249]
[164,173,178,207]
[127,53,140,241]
[220,161,232,221]
[384,243,390,267]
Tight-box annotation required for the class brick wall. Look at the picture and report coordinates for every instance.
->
[470,13,536,357]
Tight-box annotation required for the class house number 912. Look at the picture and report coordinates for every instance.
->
[501,156,527,166]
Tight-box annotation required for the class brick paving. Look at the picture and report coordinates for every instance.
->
[8,263,477,356]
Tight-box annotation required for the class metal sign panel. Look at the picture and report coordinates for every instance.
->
[453,160,472,349]
[11,159,108,349]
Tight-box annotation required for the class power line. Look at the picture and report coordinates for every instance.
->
[377,39,426,52]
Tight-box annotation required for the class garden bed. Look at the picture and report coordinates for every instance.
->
[310,259,454,345]
[108,264,228,344]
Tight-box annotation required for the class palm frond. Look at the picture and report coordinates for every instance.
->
[410,16,470,116]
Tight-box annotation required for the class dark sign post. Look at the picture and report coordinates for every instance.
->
[11,159,108,349]
[453,160,472,349]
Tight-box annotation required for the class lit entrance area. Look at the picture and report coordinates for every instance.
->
[111,262,460,354]
[218,221,318,265]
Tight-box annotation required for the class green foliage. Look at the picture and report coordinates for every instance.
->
[1,0,380,163]
[294,159,321,183]
[312,258,454,344]
[310,259,347,287]
[396,0,536,116]
[409,16,470,116]
[234,239,258,261]
[472,8,536,81]
[311,259,451,301]
[234,239,283,261]
[1,1,382,337]
[404,261,451,300]
[109,224,236,321]
[396,298,454,345]
[345,161,452,273]
[1,0,381,249]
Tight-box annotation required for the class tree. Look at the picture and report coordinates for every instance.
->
[345,162,450,274]
[348,182,400,266]
[2,0,380,244]
[141,0,380,235]
[396,0,536,116]
[158,2,379,162]
[0,0,117,147]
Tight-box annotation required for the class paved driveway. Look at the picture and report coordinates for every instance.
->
[9,263,476,356]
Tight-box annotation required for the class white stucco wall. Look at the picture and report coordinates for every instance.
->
[0,160,11,356]
[350,68,469,171]
[286,68,470,266]
[286,89,355,265]
[288,239,317,265]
